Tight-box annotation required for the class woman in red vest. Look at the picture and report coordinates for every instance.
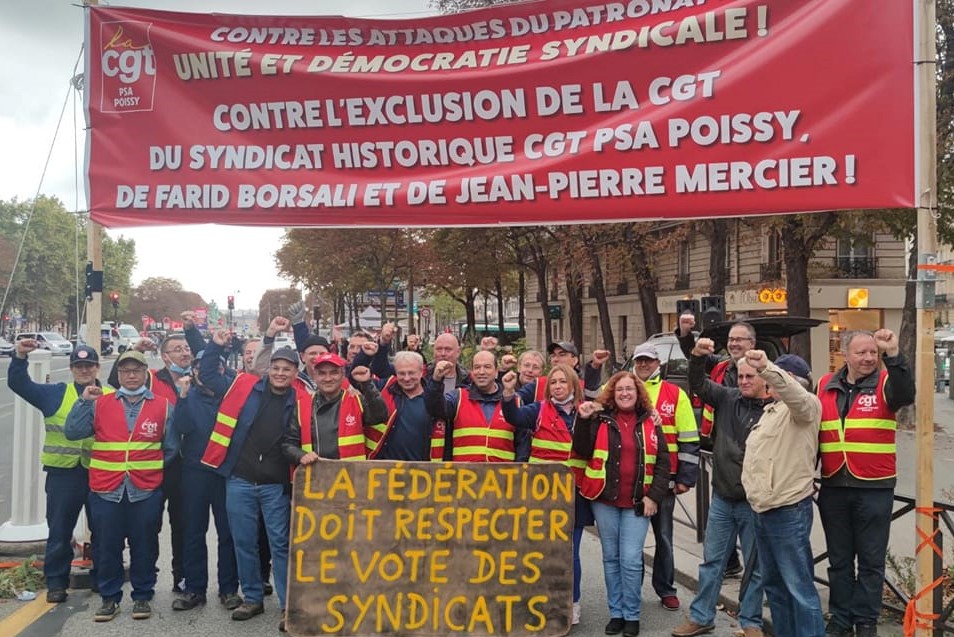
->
[573,371,670,637]
[501,363,594,626]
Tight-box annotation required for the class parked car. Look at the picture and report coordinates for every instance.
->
[0,337,14,356]
[15,331,74,356]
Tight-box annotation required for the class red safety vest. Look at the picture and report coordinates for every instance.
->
[148,369,178,406]
[700,359,730,437]
[201,374,312,468]
[451,389,515,462]
[818,370,897,480]
[367,377,439,460]
[89,395,168,493]
[304,390,367,460]
[578,416,658,501]
[529,400,574,464]
[648,380,683,476]
[533,376,548,402]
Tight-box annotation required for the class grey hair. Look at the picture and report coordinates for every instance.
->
[518,350,545,368]
[393,350,424,370]
[731,321,756,340]
[840,330,875,354]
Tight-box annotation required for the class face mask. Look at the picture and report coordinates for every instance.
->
[170,363,191,375]
[118,385,148,398]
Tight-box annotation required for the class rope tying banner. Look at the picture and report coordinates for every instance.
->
[903,506,944,636]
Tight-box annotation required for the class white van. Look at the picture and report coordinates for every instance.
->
[112,323,141,353]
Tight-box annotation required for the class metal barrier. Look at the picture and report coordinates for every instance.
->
[689,450,954,635]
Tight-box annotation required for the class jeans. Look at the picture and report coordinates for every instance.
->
[180,464,238,596]
[754,497,825,637]
[818,486,893,628]
[572,525,583,603]
[88,489,163,603]
[226,478,289,608]
[163,459,185,588]
[43,466,92,590]
[591,501,651,621]
[648,489,677,597]
[689,493,763,629]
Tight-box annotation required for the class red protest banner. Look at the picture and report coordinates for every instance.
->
[85,0,915,229]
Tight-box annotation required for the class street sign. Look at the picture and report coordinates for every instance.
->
[419,307,432,319]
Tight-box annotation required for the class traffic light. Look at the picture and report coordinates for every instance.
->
[227,295,235,310]
[84,262,103,300]
[109,292,120,309]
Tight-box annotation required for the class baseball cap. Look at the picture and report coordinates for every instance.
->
[632,343,659,360]
[547,341,579,357]
[299,334,330,353]
[116,350,148,367]
[70,345,99,365]
[774,354,812,380]
[270,347,300,366]
[313,352,346,368]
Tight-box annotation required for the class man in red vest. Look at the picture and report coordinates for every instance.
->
[817,329,914,637]
[426,351,515,462]
[64,350,176,623]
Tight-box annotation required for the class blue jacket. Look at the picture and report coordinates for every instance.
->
[172,367,237,467]
[198,341,299,478]
[8,356,81,417]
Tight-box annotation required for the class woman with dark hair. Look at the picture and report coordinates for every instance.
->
[573,371,670,637]
[501,363,595,626]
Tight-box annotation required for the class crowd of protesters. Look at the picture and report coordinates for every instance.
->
[8,302,913,637]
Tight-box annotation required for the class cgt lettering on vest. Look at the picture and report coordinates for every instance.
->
[287,460,574,637]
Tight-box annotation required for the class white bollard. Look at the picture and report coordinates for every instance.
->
[0,349,51,541]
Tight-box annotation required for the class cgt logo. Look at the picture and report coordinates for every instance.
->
[140,420,160,438]
[856,393,879,411]
[658,401,675,419]
[102,24,155,84]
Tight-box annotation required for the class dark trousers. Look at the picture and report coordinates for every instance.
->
[180,464,238,596]
[88,489,163,603]
[258,514,271,581]
[818,486,893,629]
[43,466,93,590]
[163,459,186,587]
[649,489,677,597]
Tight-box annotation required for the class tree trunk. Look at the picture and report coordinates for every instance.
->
[518,269,526,338]
[896,236,918,427]
[629,243,661,337]
[565,263,584,352]
[495,275,505,335]
[781,221,814,364]
[464,288,477,344]
[708,219,728,296]
[587,249,617,362]
[535,266,553,347]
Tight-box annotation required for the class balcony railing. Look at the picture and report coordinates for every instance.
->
[760,262,782,280]
[836,256,877,279]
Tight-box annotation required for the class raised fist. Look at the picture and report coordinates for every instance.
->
[16,338,37,357]
[287,301,306,325]
[744,349,768,372]
[82,385,103,401]
[591,349,610,368]
[212,329,231,346]
[351,366,371,383]
[874,329,899,357]
[361,341,379,357]
[379,322,396,344]
[433,360,455,380]
[692,338,715,357]
[500,354,517,371]
[480,336,498,351]
[180,311,195,327]
[267,316,289,337]
[578,401,603,419]
[501,371,518,393]
[678,312,696,337]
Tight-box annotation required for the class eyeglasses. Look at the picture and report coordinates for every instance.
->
[117,367,146,375]
[727,337,754,344]
[164,346,190,354]
[633,358,657,364]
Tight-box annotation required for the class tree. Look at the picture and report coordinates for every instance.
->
[131,276,205,327]
[258,287,302,333]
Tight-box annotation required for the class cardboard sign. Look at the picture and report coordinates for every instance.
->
[287,461,575,637]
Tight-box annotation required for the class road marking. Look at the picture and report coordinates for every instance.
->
[0,594,53,637]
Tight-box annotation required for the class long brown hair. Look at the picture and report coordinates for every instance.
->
[544,363,581,407]
[596,371,652,414]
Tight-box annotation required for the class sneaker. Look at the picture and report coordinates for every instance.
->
[623,620,640,637]
[825,622,854,637]
[231,602,265,621]
[279,608,286,632]
[724,563,743,578]
[47,589,67,603]
[671,619,715,637]
[263,582,274,596]
[132,600,152,620]
[219,592,243,610]
[605,618,625,635]
[855,624,878,637]
[94,600,120,622]
[172,592,206,611]
[572,602,581,625]
[660,595,680,611]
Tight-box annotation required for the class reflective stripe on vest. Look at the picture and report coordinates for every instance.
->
[818,370,897,480]
[529,400,573,464]
[43,383,115,468]
[579,416,658,500]
[451,389,515,462]
[700,360,730,437]
[366,377,399,458]
[88,395,167,493]
[201,373,261,469]
[645,378,682,476]
[304,390,366,461]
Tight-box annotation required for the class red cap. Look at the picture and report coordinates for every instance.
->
[313,352,346,368]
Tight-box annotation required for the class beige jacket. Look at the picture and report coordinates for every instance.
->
[741,361,821,513]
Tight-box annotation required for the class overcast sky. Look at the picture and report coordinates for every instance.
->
[0,0,434,309]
